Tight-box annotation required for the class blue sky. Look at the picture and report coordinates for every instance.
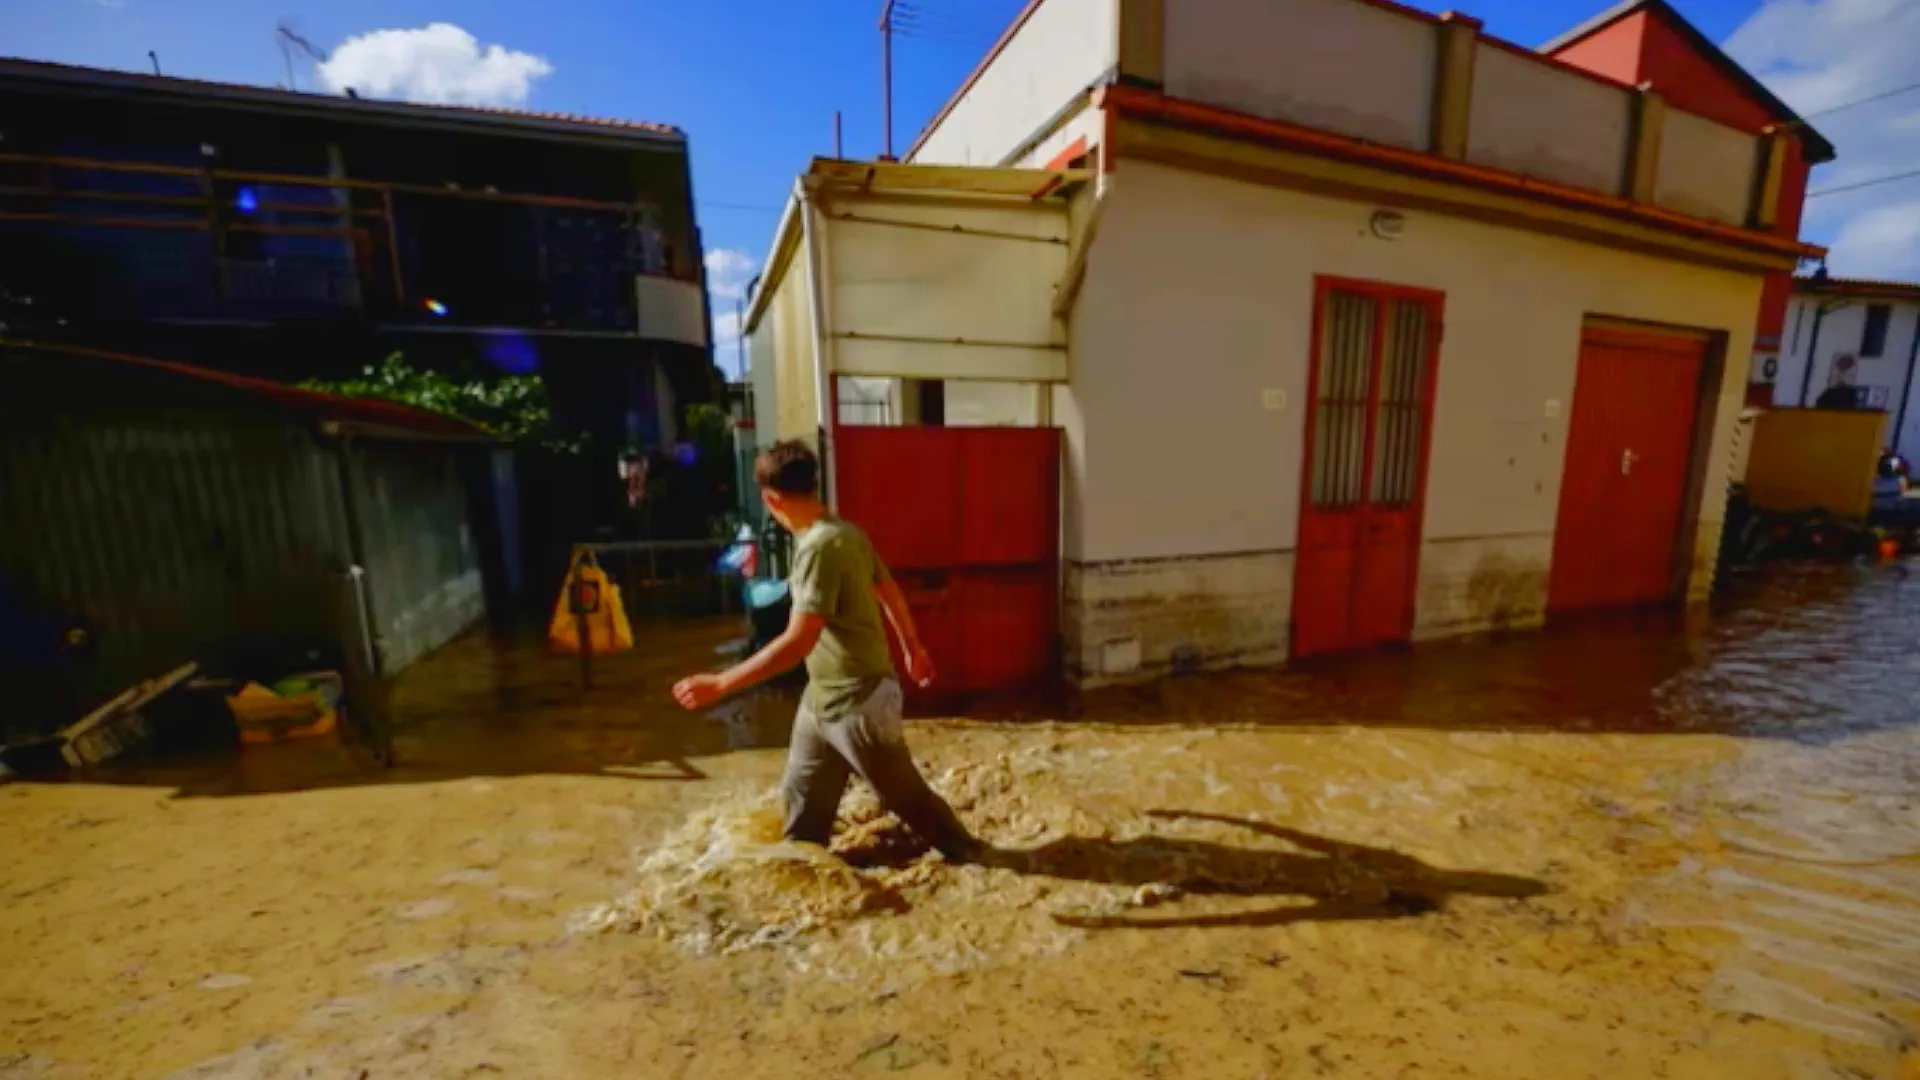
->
[6,0,1917,375]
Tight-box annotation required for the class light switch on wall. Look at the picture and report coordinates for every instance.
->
[1261,388,1288,412]
[1544,399,1562,419]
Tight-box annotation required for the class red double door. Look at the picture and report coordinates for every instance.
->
[1548,324,1708,612]
[1292,279,1443,660]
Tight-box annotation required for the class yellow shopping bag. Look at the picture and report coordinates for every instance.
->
[548,548,634,656]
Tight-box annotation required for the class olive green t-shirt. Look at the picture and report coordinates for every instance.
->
[790,516,896,717]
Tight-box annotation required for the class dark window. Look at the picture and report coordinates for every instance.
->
[1309,290,1377,508]
[917,380,946,427]
[1863,304,1892,358]
[1369,299,1432,506]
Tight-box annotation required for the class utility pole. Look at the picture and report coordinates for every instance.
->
[834,110,844,159]
[879,1,897,160]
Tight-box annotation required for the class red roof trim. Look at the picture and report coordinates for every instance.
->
[9,342,492,439]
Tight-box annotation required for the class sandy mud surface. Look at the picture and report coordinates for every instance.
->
[3,565,1918,1078]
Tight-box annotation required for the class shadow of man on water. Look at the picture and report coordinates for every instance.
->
[972,810,1548,930]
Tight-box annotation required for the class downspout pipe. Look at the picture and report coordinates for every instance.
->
[1895,310,1920,455]
[795,177,837,503]
[1798,300,1849,407]
[1798,305,1827,406]
[325,427,381,681]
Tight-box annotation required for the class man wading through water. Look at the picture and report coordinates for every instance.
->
[671,440,978,862]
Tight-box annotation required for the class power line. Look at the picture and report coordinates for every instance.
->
[890,15,993,39]
[1806,167,1920,199]
[891,0,1007,34]
[892,6,990,29]
[893,27,998,49]
[699,200,784,214]
[891,8,998,48]
[1804,80,1920,119]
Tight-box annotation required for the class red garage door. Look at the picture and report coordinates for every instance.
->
[1549,323,1709,613]
[833,424,1058,701]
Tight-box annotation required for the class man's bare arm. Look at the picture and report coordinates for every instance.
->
[875,576,938,688]
[716,610,825,697]
[875,576,922,655]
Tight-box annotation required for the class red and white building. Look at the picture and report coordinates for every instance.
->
[749,0,1827,690]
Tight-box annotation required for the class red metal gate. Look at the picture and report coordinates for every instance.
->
[1549,324,1708,612]
[1292,277,1443,659]
[832,424,1059,698]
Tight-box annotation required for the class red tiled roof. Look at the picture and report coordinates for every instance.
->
[1794,276,1920,299]
[0,55,682,139]
[8,342,493,440]
[398,101,681,136]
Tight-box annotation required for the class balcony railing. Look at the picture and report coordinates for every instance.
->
[0,152,702,333]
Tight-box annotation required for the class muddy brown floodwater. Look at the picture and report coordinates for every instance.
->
[4,563,1919,1079]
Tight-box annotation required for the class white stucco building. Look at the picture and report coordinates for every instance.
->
[1774,277,1920,454]
[748,0,1825,690]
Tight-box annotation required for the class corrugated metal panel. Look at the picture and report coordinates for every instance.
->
[348,441,484,672]
[1,351,491,724]
[0,408,351,711]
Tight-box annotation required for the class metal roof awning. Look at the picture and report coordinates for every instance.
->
[4,342,498,443]
[0,56,686,150]
[748,158,1085,333]
[803,158,1092,200]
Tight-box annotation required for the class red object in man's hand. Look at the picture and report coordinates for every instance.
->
[905,645,937,690]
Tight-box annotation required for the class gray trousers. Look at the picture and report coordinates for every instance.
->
[781,679,973,859]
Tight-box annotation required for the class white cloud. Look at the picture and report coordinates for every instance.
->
[704,249,759,378]
[1826,198,1920,279]
[316,24,552,107]
[711,310,747,377]
[704,248,758,301]
[1725,0,1920,281]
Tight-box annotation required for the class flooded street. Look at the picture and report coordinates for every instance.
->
[4,563,1919,1079]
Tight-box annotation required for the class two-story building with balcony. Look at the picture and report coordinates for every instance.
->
[0,57,716,449]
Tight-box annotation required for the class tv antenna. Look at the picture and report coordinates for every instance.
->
[274,21,325,90]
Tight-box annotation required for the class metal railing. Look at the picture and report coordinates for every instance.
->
[0,150,699,328]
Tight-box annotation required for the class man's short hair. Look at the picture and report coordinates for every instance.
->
[754,440,819,496]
